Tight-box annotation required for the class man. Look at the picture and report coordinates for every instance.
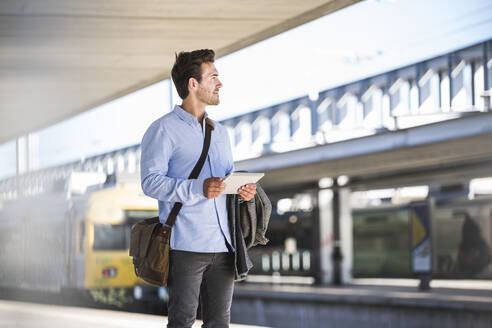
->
[140,49,256,328]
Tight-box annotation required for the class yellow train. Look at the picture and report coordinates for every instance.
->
[0,171,162,309]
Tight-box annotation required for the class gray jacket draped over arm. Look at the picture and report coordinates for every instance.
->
[227,183,272,281]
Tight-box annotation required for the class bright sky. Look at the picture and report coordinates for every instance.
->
[0,0,491,179]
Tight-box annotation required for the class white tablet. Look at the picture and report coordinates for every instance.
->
[222,172,264,194]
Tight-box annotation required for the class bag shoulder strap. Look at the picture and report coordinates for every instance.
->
[164,117,214,227]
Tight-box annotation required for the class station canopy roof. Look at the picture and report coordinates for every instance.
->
[0,0,359,144]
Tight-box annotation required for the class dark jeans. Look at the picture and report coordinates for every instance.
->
[167,249,235,328]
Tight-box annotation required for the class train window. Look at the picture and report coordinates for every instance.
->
[433,204,492,277]
[262,254,270,271]
[353,208,411,277]
[302,251,311,271]
[272,251,280,271]
[125,209,159,219]
[277,198,293,215]
[125,209,159,226]
[292,252,300,271]
[282,253,290,271]
[93,223,127,250]
[276,194,313,215]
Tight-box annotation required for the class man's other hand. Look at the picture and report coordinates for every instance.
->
[203,177,226,199]
[238,184,256,201]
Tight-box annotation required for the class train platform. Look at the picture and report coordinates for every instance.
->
[0,299,266,328]
[2,280,492,327]
[231,279,492,327]
[235,278,492,309]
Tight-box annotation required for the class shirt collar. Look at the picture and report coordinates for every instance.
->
[173,105,208,127]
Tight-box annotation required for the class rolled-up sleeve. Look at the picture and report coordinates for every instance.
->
[140,122,206,205]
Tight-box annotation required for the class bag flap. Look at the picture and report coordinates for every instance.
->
[139,222,161,258]
[129,217,161,258]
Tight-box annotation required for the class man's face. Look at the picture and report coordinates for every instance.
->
[196,62,223,106]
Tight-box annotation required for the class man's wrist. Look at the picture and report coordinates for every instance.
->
[239,196,254,203]
[191,178,206,199]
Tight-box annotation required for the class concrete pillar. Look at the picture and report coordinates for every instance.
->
[16,136,28,175]
[482,42,491,111]
[340,186,353,284]
[318,179,353,285]
[16,133,39,175]
[318,188,334,284]
[332,180,342,285]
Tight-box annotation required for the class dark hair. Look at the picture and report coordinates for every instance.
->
[171,49,215,99]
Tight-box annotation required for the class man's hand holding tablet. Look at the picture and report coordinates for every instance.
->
[237,183,256,201]
[222,172,264,201]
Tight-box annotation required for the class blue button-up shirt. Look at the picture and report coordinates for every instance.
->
[140,105,235,253]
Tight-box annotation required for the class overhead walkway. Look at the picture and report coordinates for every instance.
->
[225,39,492,191]
[2,39,490,198]
[236,111,492,191]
